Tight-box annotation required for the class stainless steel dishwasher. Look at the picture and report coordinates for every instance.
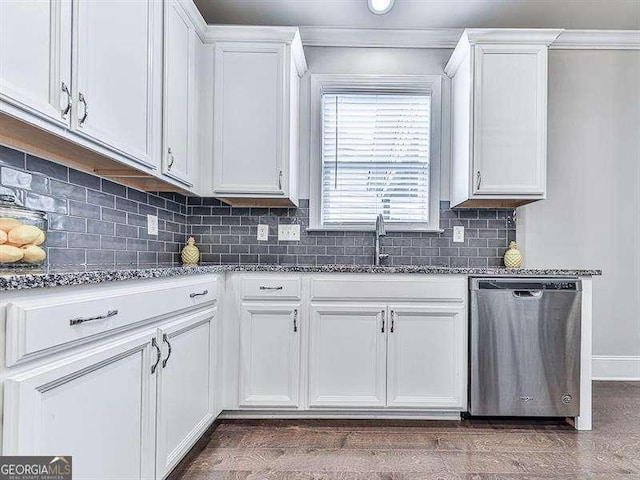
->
[469,278,581,417]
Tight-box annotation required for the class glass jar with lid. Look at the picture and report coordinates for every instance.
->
[0,194,48,267]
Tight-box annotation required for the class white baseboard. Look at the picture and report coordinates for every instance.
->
[593,355,640,381]
[219,410,462,421]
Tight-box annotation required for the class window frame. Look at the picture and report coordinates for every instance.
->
[309,74,443,232]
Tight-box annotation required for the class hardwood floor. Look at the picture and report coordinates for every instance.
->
[173,382,640,479]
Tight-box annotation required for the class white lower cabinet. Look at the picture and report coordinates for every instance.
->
[307,303,466,410]
[3,330,158,479]
[156,309,217,479]
[308,305,387,408]
[386,305,466,409]
[239,303,301,408]
[3,307,217,480]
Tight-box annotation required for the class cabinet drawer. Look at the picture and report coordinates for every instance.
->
[241,276,301,300]
[310,276,466,303]
[5,276,218,366]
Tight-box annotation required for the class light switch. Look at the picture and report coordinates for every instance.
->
[453,225,464,243]
[257,224,269,241]
[147,215,158,235]
[278,224,300,241]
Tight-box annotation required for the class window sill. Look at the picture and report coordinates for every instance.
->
[306,226,445,234]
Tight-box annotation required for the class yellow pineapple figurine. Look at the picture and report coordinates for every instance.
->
[504,241,523,269]
[181,237,200,266]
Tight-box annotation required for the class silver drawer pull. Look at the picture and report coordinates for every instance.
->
[259,286,283,291]
[190,290,209,298]
[70,309,118,326]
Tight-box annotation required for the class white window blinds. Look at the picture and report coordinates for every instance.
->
[321,93,431,226]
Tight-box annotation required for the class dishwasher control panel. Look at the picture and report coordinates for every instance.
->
[475,279,580,291]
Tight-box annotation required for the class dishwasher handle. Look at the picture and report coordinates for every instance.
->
[512,290,543,298]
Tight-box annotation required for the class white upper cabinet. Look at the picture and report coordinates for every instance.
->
[162,0,198,187]
[72,0,162,170]
[211,27,307,206]
[446,29,562,208]
[386,305,466,409]
[0,0,72,127]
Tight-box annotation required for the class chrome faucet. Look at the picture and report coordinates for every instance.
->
[374,214,389,266]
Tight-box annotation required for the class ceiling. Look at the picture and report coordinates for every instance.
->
[194,0,640,30]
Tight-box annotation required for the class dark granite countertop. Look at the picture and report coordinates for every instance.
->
[0,264,602,291]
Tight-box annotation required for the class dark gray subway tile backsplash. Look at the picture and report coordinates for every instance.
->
[187,198,516,267]
[0,145,186,267]
[0,144,516,268]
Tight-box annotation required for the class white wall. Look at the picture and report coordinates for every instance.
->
[518,51,640,364]
[298,46,453,199]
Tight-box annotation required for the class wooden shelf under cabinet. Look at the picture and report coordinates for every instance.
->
[0,113,190,194]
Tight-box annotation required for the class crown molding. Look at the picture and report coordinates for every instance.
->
[464,28,564,46]
[291,30,308,76]
[201,25,307,74]
[443,32,470,77]
[299,27,463,49]
[298,27,640,51]
[179,0,208,40]
[551,30,640,50]
[204,25,302,44]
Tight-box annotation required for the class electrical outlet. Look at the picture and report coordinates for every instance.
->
[147,215,158,235]
[278,224,300,241]
[257,224,269,241]
[453,225,464,243]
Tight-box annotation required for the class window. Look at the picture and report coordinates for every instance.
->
[310,75,442,231]
[322,93,430,225]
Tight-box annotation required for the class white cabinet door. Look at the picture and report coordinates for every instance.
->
[308,304,387,408]
[472,44,547,196]
[72,0,161,169]
[3,331,157,479]
[156,309,216,479]
[162,0,195,186]
[239,303,300,407]
[213,42,286,195]
[387,305,466,409]
[0,0,72,127]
